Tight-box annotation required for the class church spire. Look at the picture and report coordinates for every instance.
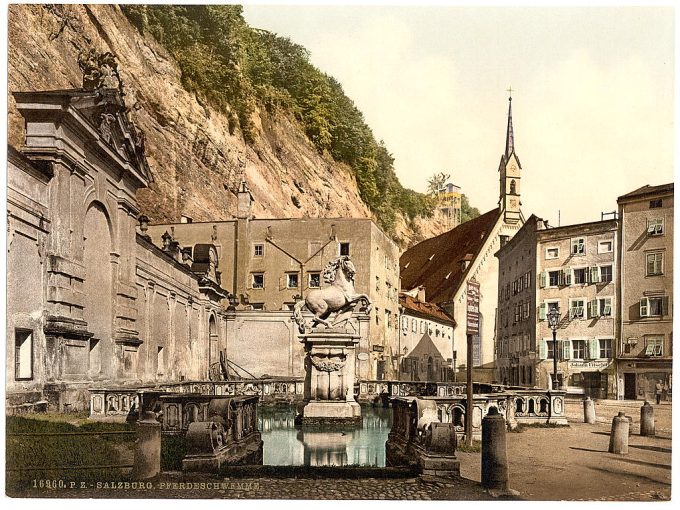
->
[504,88,514,159]
[499,87,521,225]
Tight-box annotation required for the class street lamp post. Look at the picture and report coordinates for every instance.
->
[547,308,561,390]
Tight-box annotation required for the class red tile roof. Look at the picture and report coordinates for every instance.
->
[399,293,456,325]
[400,208,501,305]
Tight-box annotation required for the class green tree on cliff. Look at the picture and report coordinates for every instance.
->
[122,4,434,235]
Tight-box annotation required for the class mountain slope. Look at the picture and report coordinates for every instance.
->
[8,4,446,247]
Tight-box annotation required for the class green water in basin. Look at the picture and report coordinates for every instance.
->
[257,405,393,467]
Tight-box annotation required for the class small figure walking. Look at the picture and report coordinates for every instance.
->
[655,380,663,405]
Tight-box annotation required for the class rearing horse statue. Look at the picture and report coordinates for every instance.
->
[293,256,372,333]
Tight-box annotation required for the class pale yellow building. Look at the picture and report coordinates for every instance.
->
[496,216,618,398]
[616,183,673,401]
[147,186,401,381]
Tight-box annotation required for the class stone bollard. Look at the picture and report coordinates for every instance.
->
[626,415,633,436]
[608,412,629,454]
[640,401,655,437]
[482,406,509,492]
[583,397,596,424]
[132,411,161,479]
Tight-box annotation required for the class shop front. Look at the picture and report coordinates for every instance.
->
[618,360,672,402]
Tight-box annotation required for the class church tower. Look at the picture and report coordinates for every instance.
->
[498,92,522,224]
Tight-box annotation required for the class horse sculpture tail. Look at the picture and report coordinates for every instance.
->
[293,299,307,334]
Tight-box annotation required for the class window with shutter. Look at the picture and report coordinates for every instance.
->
[546,339,555,360]
[590,266,600,284]
[589,338,599,359]
[539,271,547,288]
[570,299,585,319]
[562,340,571,360]
[649,297,663,316]
[589,299,597,318]
[643,335,663,356]
[599,338,612,358]
[538,303,546,320]
[646,252,663,276]
[647,218,664,235]
[599,298,612,317]
[640,298,649,317]
[572,340,586,359]
[571,238,586,255]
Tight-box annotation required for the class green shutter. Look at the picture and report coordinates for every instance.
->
[539,340,547,360]
[562,340,571,360]
[590,339,599,359]
[590,266,599,284]
[539,271,546,288]
[539,303,546,320]
[640,298,648,317]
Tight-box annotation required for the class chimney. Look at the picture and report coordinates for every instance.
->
[237,180,254,219]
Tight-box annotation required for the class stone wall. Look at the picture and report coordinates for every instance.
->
[6,88,229,411]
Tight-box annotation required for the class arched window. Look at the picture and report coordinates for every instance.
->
[510,179,517,195]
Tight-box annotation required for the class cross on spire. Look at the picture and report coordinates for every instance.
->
[506,86,514,100]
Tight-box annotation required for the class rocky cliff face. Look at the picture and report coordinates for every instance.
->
[8,4,446,248]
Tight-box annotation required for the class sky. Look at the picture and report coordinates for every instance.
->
[243,4,674,227]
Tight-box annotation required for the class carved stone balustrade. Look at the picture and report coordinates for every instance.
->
[158,378,304,403]
[181,395,263,472]
[386,397,459,478]
[89,387,142,421]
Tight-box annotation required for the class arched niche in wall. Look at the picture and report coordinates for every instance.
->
[83,201,113,377]
[208,313,219,376]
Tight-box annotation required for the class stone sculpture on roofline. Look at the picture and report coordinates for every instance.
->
[293,256,372,427]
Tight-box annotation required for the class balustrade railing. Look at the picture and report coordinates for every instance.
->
[389,388,567,442]
[158,378,304,402]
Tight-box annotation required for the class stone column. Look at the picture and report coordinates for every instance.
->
[608,412,629,454]
[583,396,596,424]
[640,401,655,437]
[481,406,509,492]
[132,411,161,479]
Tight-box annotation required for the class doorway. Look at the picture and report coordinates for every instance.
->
[624,373,636,400]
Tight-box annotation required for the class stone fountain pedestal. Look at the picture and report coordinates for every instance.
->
[297,327,362,427]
